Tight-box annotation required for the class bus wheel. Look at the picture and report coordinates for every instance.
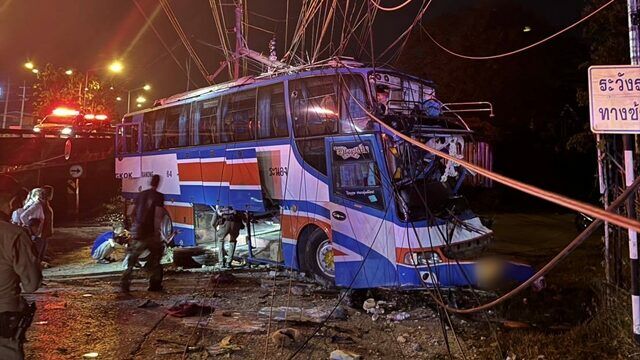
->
[305,228,335,286]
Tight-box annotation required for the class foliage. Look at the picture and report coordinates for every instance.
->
[31,63,118,120]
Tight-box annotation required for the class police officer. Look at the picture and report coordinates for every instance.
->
[0,175,42,360]
[121,175,165,292]
[214,207,244,268]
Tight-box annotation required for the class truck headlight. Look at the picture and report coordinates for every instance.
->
[61,127,73,135]
[33,127,41,133]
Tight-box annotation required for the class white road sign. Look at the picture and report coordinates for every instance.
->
[589,65,640,134]
[69,164,83,178]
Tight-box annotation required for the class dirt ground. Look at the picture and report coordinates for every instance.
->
[21,213,614,359]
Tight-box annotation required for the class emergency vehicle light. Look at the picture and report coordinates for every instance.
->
[52,107,80,117]
[95,114,108,120]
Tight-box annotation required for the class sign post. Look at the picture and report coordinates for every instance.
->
[588,0,640,344]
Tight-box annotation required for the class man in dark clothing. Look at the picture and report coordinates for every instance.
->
[0,175,42,360]
[215,208,244,268]
[121,175,165,292]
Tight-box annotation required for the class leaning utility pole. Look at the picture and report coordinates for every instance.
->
[19,81,26,128]
[626,0,640,344]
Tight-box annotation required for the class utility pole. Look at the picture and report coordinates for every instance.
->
[2,77,9,129]
[234,0,244,80]
[19,81,26,128]
[626,0,640,345]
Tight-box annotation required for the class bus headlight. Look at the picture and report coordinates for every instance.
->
[403,251,442,266]
[61,127,73,135]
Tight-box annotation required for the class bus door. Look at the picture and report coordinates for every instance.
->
[326,135,399,288]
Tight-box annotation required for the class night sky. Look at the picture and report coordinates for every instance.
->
[0,0,586,110]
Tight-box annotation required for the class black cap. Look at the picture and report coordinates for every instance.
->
[0,175,20,196]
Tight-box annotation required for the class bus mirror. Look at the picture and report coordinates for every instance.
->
[393,167,403,180]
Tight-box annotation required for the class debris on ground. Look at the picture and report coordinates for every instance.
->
[167,301,214,317]
[388,311,410,321]
[362,298,386,321]
[271,328,301,347]
[182,311,266,333]
[210,272,237,286]
[206,335,242,356]
[258,306,348,323]
[155,345,201,355]
[138,299,161,308]
[82,352,99,358]
[329,349,362,360]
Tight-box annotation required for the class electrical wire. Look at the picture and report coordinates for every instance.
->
[421,0,615,60]
[369,0,414,12]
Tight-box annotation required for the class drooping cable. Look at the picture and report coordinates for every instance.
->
[421,0,615,60]
[369,0,414,12]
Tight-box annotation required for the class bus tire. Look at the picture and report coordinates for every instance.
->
[304,228,335,287]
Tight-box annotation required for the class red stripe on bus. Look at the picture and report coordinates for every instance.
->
[281,214,331,241]
[165,204,194,225]
[178,163,202,182]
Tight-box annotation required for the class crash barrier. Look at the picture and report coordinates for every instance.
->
[344,85,640,313]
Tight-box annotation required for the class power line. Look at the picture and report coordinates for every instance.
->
[159,0,212,84]
[369,0,414,12]
[421,0,615,60]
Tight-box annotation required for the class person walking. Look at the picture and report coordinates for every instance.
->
[120,175,165,292]
[0,175,42,360]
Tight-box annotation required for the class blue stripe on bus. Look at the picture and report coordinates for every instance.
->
[332,230,398,288]
[280,200,331,220]
[225,148,257,160]
[229,189,264,211]
[282,242,300,270]
[173,226,196,247]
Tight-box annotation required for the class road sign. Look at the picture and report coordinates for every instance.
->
[64,139,72,160]
[589,65,640,134]
[69,164,83,178]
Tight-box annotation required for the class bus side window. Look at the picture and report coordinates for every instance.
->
[223,90,256,142]
[164,105,182,148]
[290,76,339,138]
[331,141,383,208]
[144,110,165,151]
[257,83,288,139]
[195,98,219,145]
[295,138,327,175]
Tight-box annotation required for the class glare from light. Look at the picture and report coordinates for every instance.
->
[143,84,151,91]
[309,106,336,116]
[24,62,34,70]
[136,103,142,108]
[31,69,39,74]
[84,114,95,120]
[52,107,80,116]
[65,69,73,75]
[95,114,108,120]
[523,26,532,33]
[136,95,146,103]
[33,127,41,133]
[61,127,73,135]
[116,96,122,101]
[109,60,124,73]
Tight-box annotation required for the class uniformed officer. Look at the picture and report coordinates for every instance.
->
[0,175,42,360]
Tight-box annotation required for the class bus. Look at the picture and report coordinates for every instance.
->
[115,62,535,289]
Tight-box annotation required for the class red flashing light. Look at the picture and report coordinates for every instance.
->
[52,107,80,117]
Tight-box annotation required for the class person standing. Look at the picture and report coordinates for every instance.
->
[121,175,165,292]
[214,207,244,269]
[0,175,42,360]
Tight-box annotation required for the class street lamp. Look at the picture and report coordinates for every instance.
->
[65,69,73,75]
[126,84,151,113]
[31,69,39,74]
[108,60,124,73]
[24,62,34,70]
[116,96,122,101]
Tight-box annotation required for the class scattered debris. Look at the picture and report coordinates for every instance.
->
[82,294,93,298]
[211,272,237,286]
[138,299,161,308]
[397,335,407,343]
[330,334,356,344]
[388,311,410,322]
[44,302,67,310]
[182,311,266,333]
[499,320,530,329]
[330,349,362,360]
[271,328,301,347]
[411,343,423,352]
[258,306,347,323]
[167,301,214,318]
[206,335,242,356]
[155,345,200,355]
[82,352,99,358]
[362,298,386,321]
[33,321,48,325]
